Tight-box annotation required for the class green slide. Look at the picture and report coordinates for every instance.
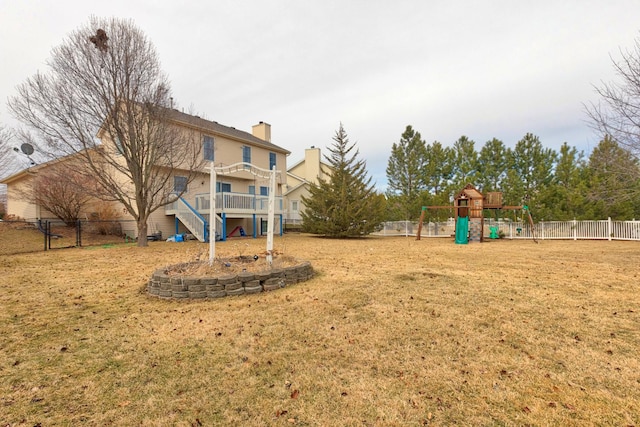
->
[455,216,469,244]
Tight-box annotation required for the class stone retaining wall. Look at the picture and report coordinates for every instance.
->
[147,261,313,300]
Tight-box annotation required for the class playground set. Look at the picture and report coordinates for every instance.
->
[416,184,537,244]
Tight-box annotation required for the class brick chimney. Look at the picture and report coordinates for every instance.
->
[252,121,271,142]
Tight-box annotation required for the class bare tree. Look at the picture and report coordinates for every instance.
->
[0,123,15,178]
[585,36,640,206]
[30,163,94,226]
[8,17,203,246]
[0,123,13,216]
[586,35,640,160]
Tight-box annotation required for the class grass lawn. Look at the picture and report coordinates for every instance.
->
[1,234,639,426]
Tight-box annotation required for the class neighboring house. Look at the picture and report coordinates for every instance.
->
[284,146,332,226]
[0,155,93,221]
[1,109,290,241]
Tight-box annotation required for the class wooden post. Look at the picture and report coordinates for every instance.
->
[416,206,426,240]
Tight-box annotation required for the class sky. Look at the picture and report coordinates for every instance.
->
[1,0,640,190]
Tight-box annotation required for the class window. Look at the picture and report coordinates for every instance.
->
[291,200,299,211]
[216,182,231,193]
[269,152,276,170]
[174,176,188,193]
[242,146,251,164]
[115,137,123,155]
[259,186,269,196]
[203,136,214,161]
[248,185,255,195]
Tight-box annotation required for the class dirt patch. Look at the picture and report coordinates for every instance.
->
[164,252,301,276]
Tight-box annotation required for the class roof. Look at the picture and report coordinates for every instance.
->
[455,183,483,200]
[287,158,330,172]
[3,109,290,184]
[167,109,290,155]
[0,150,91,185]
[0,159,57,184]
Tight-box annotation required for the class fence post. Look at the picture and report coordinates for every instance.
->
[43,220,47,252]
[608,217,612,241]
[76,219,81,247]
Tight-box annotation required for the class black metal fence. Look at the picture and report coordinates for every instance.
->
[0,219,137,256]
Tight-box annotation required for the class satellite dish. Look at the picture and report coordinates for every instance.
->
[20,143,34,156]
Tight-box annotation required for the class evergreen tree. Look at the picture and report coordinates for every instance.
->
[423,141,454,197]
[301,124,385,237]
[502,133,557,217]
[586,135,640,219]
[476,138,508,192]
[543,143,588,220]
[385,125,427,219]
[450,135,478,190]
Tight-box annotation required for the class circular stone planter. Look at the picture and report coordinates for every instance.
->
[147,261,313,300]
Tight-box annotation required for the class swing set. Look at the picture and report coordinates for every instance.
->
[416,184,537,243]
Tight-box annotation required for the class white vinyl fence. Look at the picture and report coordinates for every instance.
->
[373,218,640,241]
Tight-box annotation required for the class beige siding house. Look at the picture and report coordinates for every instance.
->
[284,147,331,226]
[1,110,290,242]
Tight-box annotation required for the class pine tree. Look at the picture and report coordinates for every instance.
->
[450,135,478,190]
[385,125,427,220]
[543,142,588,220]
[301,124,385,237]
[586,135,640,219]
[476,138,508,192]
[502,133,557,212]
[423,141,454,197]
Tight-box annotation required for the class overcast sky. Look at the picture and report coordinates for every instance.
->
[2,1,640,189]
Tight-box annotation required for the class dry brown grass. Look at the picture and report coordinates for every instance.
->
[0,222,129,256]
[1,234,639,426]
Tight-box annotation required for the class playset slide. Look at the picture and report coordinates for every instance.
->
[227,226,246,237]
[455,216,469,245]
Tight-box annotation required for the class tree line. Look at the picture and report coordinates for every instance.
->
[385,127,640,221]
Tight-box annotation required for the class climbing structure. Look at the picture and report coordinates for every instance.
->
[454,184,484,243]
[416,184,533,243]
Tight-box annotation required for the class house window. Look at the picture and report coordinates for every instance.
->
[269,152,276,170]
[291,200,298,211]
[259,186,269,196]
[174,176,188,193]
[216,182,231,193]
[248,185,255,195]
[242,146,251,164]
[115,137,123,155]
[203,136,214,161]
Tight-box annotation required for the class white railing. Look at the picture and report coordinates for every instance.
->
[194,192,283,215]
[284,212,303,224]
[373,218,640,241]
[173,197,207,242]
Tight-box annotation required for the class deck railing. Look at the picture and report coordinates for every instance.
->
[173,197,207,242]
[193,192,283,215]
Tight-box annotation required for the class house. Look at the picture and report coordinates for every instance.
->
[1,155,89,222]
[284,146,331,227]
[0,188,6,218]
[1,109,291,241]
